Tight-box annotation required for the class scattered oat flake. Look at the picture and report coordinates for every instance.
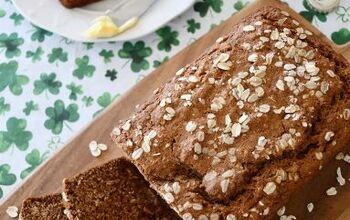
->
[172,182,181,194]
[281,11,290,16]
[277,206,286,216]
[263,182,276,195]
[336,167,346,186]
[226,214,237,220]
[121,120,131,131]
[6,206,18,218]
[276,79,285,91]
[243,25,255,32]
[192,203,203,210]
[186,121,197,132]
[343,109,350,120]
[220,179,230,193]
[131,148,144,160]
[89,141,108,157]
[259,104,270,113]
[217,62,230,71]
[176,68,185,76]
[326,187,337,196]
[222,169,235,178]
[327,69,336,78]
[280,215,297,220]
[163,192,175,204]
[344,154,350,163]
[231,123,242,137]
[336,152,345,160]
[324,131,335,142]
[112,127,121,136]
[307,203,314,213]
[216,37,224,43]
[248,53,258,62]
[315,152,323,160]
[188,75,199,83]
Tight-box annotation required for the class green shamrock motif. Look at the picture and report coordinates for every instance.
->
[66,82,83,100]
[234,0,249,11]
[156,26,179,52]
[153,56,169,68]
[300,0,327,23]
[0,9,6,18]
[0,97,10,115]
[93,92,118,117]
[0,61,29,95]
[20,149,49,179]
[33,73,62,96]
[73,55,96,79]
[336,6,350,23]
[194,0,223,17]
[0,117,33,153]
[48,48,68,64]
[82,96,94,107]
[0,164,16,199]
[105,69,118,81]
[23,101,39,116]
[187,19,201,33]
[118,41,152,73]
[9,13,24,26]
[44,100,79,134]
[0,33,24,58]
[331,28,350,45]
[31,25,53,42]
[26,47,44,63]
[99,49,114,63]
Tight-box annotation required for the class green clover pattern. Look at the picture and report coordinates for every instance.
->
[33,73,62,96]
[0,32,24,58]
[118,41,152,72]
[0,164,16,198]
[44,100,79,134]
[0,61,29,95]
[0,0,349,201]
[0,117,33,153]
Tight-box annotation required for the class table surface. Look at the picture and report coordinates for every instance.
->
[0,0,349,202]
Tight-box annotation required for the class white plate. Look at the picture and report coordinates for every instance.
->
[11,0,195,42]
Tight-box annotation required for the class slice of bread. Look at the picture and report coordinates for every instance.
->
[62,158,180,219]
[20,193,67,220]
[60,0,102,8]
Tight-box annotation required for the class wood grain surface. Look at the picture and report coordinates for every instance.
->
[1,0,350,219]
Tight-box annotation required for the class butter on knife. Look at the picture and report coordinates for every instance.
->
[84,15,139,39]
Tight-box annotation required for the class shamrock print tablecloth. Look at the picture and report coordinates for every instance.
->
[0,0,350,201]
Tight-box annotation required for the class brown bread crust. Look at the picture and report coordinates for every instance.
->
[111,6,350,220]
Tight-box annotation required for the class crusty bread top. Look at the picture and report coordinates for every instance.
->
[112,6,350,220]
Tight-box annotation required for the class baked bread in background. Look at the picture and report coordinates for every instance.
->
[60,0,101,8]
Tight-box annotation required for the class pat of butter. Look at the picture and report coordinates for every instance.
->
[85,15,139,39]
[85,16,119,38]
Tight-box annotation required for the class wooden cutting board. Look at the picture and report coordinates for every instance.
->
[1,0,350,219]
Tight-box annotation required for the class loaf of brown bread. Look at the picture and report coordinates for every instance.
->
[111,6,350,220]
[59,0,101,8]
[62,158,180,220]
[19,193,67,220]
